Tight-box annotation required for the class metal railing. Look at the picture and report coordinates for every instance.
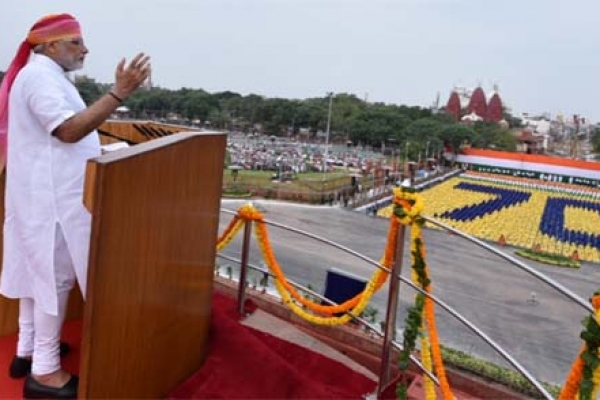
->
[217,205,592,399]
[217,252,439,385]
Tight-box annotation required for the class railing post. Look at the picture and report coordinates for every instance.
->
[376,223,407,398]
[237,220,253,315]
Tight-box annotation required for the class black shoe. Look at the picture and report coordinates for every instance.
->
[8,342,71,379]
[23,375,78,399]
[9,356,31,379]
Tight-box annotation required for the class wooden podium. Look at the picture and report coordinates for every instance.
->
[79,132,226,398]
[0,131,225,398]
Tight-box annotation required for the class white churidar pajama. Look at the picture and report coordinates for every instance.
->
[17,226,76,374]
[0,53,101,374]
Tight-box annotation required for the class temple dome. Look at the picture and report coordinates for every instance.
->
[485,92,504,123]
[467,87,487,118]
[445,91,462,122]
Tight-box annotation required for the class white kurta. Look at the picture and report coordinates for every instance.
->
[0,54,101,316]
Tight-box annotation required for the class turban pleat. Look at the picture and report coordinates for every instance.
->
[27,14,82,46]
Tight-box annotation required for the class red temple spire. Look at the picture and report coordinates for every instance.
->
[445,91,462,122]
[485,92,503,122]
[467,87,487,118]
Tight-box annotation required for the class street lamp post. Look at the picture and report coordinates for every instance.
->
[322,92,334,180]
[404,141,412,186]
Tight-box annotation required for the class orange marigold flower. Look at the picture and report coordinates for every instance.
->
[395,198,412,210]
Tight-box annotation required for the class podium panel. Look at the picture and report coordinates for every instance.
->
[80,132,225,398]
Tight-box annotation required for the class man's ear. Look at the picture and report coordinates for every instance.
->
[43,41,59,56]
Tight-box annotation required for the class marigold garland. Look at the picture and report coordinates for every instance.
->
[255,219,387,318]
[560,291,600,399]
[216,197,452,398]
[560,347,586,399]
[592,353,600,399]
[420,330,436,400]
[237,203,265,221]
[216,216,244,251]
[274,267,380,326]
[216,203,392,324]
[392,187,425,225]
[423,252,452,397]
[393,187,453,400]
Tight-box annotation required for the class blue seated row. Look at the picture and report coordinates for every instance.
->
[440,183,531,222]
[539,197,600,249]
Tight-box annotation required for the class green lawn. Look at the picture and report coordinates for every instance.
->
[223,169,355,193]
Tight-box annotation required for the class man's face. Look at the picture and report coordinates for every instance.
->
[50,37,88,72]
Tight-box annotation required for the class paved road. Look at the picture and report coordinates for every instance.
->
[219,199,599,386]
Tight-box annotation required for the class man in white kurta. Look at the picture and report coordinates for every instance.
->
[2,52,100,318]
[0,13,151,397]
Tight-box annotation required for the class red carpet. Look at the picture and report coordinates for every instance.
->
[1,293,375,399]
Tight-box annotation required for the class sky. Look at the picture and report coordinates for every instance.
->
[2,0,599,123]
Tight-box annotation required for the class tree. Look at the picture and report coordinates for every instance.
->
[259,98,296,135]
[432,111,457,125]
[24,70,468,147]
[74,75,104,105]
[294,98,330,134]
[471,121,500,148]
[396,104,432,121]
[349,106,411,148]
[322,93,364,139]
[180,91,218,121]
[438,124,476,162]
[470,121,517,151]
[404,118,442,144]
[127,88,173,119]
[491,129,518,151]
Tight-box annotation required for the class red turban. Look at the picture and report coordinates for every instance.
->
[0,14,82,169]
